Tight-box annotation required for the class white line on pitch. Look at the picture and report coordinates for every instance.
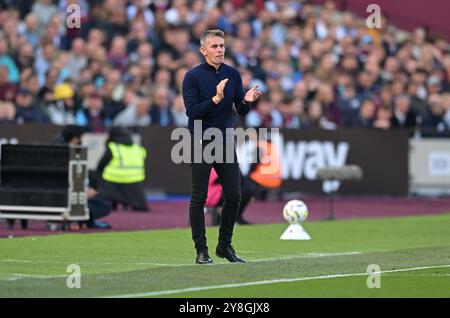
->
[0,252,363,282]
[0,251,362,269]
[103,264,450,298]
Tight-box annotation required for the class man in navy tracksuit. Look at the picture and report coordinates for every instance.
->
[182,29,262,264]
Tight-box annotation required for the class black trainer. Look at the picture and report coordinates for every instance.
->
[195,250,213,264]
[216,245,246,263]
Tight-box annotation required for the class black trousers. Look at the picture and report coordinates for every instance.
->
[189,141,241,253]
[215,174,258,220]
[99,179,149,211]
[88,195,112,222]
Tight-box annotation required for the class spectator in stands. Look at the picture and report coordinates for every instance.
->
[100,68,126,120]
[46,82,77,125]
[406,81,429,120]
[442,93,450,128]
[303,100,337,129]
[76,91,109,132]
[0,37,20,84]
[97,127,149,212]
[0,0,447,136]
[279,96,305,129]
[391,94,417,128]
[356,70,378,102]
[150,85,174,126]
[107,35,128,72]
[348,98,376,128]
[37,67,58,103]
[423,94,448,131]
[106,5,129,38]
[337,82,361,125]
[246,94,283,128]
[0,101,16,123]
[31,0,58,36]
[316,83,341,125]
[15,42,35,72]
[14,86,50,123]
[113,95,151,127]
[171,94,188,127]
[67,38,88,80]
[34,41,57,87]
[0,65,17,102]
[126,0,155,28]
[19,13,40,48]
[373,105,393,130]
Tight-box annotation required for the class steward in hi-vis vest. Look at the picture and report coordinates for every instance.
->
[98,127,149,212]
[102,143,146,183]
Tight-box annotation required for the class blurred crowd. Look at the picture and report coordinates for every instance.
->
[0,0,449,133]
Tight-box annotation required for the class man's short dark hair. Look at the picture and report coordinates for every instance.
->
[62,125,85,143]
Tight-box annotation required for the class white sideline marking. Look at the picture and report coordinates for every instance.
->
[6,273,67,281]
[383,274,450,277]
[253,251,362,262]
[0,252,362,281]
[0,259,185,267]
[0,251,362,269]
[103,264,450,298]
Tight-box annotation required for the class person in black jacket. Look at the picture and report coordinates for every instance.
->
[182,29,262,264]
[391,94,417,128]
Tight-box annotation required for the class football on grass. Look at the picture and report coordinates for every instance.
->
[283,200,309,224]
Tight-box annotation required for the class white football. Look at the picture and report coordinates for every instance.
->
[283,200,309,224]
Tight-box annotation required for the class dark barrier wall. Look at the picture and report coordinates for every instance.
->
[277,129,409,195]
[139,126,410,196]
[1,125,409,196]
[0,124,61,145]
[314,0,450,41]
[139,125,192,194]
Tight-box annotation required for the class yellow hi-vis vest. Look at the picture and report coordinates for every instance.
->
[249,140,282,188]
[102,142,147,183]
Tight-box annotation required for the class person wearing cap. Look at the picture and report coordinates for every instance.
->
[46,82,77,125]
[14,86,50,123]
[75,91,108,132]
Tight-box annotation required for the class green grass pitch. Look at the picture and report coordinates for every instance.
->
[1,213,449,298]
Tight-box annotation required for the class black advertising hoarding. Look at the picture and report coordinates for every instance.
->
[1,125,409,195]
[140,126,409,196]
[275,129,409,195]
[139,125,192,194]
[0,124,61,144]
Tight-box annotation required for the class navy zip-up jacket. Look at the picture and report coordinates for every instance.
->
[182,62,251,137]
